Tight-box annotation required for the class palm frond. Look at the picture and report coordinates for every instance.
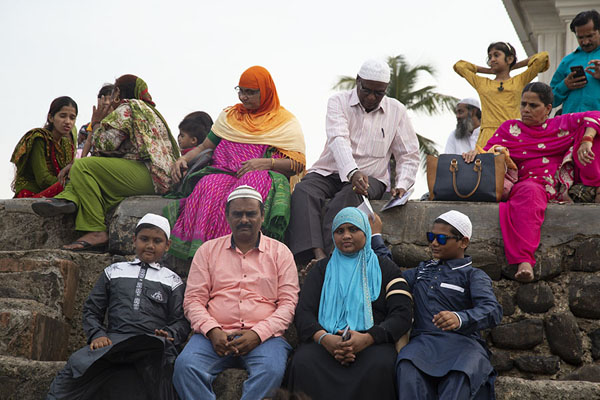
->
[332,76,357,90]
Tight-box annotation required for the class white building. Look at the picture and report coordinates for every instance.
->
[502,0,600,82]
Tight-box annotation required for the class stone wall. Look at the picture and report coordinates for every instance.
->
[0,197,599,399]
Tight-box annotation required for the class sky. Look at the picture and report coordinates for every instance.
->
[0,0,531,200]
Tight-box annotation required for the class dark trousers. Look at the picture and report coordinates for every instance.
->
[288,172,386,261]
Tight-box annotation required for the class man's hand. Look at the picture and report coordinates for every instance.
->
[154,329,175,341]
[368,213,383,234]
[226,330,261,356]
[171,158,189,183]
[350,171,369,196]
[564,71,588,90]
[390,188,406,198]
[207,327,230,356]
[90,336,112,350]
[433,311,460,331]
[586,59,600,80]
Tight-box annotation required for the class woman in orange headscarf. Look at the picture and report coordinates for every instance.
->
[167,66,306,258]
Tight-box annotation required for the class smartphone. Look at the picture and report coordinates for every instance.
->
[570,65,588,82]
[341,326,351,341]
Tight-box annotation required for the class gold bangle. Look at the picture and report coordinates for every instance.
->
[271,158,275,169]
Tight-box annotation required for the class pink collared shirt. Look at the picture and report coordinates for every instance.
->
[308,89,420,189]
[184,234,299,342]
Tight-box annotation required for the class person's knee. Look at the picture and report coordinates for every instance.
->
[173,350,196,378]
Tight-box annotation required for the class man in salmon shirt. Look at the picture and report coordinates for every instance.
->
[173,185,299,400]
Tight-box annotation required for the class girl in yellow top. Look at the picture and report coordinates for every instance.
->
[454,42,549,147]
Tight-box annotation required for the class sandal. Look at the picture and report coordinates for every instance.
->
[32,198,76,217]
[61,240,107,253]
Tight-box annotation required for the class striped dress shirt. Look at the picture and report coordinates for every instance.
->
[308,89,420,189]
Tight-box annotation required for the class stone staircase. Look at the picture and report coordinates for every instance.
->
[0,197,599,399]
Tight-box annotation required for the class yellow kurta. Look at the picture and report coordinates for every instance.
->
[454,51,549,147]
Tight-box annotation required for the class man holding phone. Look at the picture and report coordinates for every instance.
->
[551,10,600,113]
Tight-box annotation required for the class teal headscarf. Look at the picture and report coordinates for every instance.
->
[318,207,382,333]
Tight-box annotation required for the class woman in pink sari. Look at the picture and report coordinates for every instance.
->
[464,82,600,282]
[167,66,306,259]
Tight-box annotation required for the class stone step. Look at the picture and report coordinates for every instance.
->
[0,300,69,361]
[0,355,64,400]
[0,255,79,319]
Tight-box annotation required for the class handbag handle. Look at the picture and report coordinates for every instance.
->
[449,158,482,199]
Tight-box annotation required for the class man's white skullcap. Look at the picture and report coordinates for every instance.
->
[459,98,481,110]
[227,185,263,204]
[358,59,390,83]
[437,210,472,239]
[137,213,171,238]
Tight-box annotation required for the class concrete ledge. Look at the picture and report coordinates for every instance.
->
[495,376,600,399]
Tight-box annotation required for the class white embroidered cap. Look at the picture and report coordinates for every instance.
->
[459,98,481,110]
[227,185,263,204]
[358,59,390,83]
[137,213,171,238]
[437,210,472,239]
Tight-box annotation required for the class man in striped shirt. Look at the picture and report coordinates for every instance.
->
[288,59,420,263]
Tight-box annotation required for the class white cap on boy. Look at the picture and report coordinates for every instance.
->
[437,210,472,239]
[137,213,171,238]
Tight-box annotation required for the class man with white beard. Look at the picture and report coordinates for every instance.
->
[444,98,481,154]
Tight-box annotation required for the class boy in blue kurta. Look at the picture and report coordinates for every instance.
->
[396,210,502,399]
[47,213,190,400]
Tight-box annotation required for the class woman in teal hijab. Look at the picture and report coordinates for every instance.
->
[288,207,413,400]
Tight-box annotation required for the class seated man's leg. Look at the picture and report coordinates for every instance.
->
[240,336,291,400]
[322,176,386,253]
[173,334,235,400]
[396,359,437,400]
[288,173,342,261]
[437,370,471,400]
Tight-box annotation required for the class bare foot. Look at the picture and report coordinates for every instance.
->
[515,262,534,283]
[62,231,108,250]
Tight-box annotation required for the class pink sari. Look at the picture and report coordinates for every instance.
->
[485,112,600,266]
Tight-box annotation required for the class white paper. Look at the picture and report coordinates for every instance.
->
[357,195,375,217]
[380,187,414,211]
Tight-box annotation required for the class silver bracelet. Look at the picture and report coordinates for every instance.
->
[317,332,331,345]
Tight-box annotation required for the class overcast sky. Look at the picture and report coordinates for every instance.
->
[0,0,532,199]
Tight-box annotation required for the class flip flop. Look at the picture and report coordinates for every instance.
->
[32,198,77,217]
[61,240,107,253]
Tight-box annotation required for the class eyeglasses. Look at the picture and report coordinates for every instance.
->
[235,86,260,97]
[358,81,386,97]
[426,232,461,245]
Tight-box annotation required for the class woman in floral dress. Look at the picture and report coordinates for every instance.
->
[32,75,179,252]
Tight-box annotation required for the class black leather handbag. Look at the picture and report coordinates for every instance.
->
[426,153,505,202]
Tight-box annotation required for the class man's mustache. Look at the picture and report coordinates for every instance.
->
[236,223,252,230]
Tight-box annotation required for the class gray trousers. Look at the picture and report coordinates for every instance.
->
[288,172,386,261]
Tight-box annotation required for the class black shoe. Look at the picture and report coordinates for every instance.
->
[32,198,77,217]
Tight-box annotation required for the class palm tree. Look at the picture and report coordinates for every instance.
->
[333,55,458,167]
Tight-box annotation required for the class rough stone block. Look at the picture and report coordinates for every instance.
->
[545,312,582,365]
[590,329,600,360]
[0,301,69,360]
[571,238,600,272]
[0,199,77,250]
[108,196,175,255]
[495,376,600,400]
[561,365,600,383]
[491,319,544,350]
[569,275,600,319]
[0,257,79,319]
[0,355,64,400]
[490,349,513,372]
[494,288,515,316]
[213,368,246,399]
[516,282,554,314]
[514,355,560,375]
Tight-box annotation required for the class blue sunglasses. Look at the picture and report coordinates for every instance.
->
[426,232,461,245]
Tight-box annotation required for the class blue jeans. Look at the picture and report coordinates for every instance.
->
[173,334,291,400]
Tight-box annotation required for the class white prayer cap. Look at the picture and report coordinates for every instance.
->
[459,98,481,110]
[358,59,390,83]
[227,185,263,204]
[137,213,171,238]
[437,210,472,239]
